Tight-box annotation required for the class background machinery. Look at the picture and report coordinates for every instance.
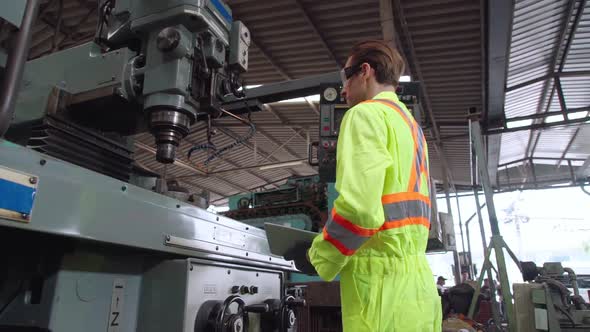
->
[514,262,590,331]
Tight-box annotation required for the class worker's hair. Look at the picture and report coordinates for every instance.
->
[348,40,405,87]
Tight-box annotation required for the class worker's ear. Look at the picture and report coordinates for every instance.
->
[360,62,372,80]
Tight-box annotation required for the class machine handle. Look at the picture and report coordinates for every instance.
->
[244,303,270,313]
[308,142,319,166]
[286,298,306,308]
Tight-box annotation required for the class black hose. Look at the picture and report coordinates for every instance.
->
[187,142,217,160]
[204,122,255,165]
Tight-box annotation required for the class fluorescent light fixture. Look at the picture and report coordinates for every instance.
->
[277,95,321,103]
[259,160,304,170]
[545,114,564,123]
[237,84,262,92]
[400,75,411,82]
[568,111,589,120]
[506,119,533,129]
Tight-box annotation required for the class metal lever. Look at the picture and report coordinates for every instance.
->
[308,141,319,166]
[285,298,306,308]
[244,303,270,313]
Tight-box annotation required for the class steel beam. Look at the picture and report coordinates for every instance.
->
[0,0,41,137]
[505,70,590,93]
[216,127,302,176]
[485,0,514,189]
[57,5,96,47]
[250,40,289,80]
[470,120,516,330]
[292,0,341,68]
[379,0,396,48]
[392,0,456,188]
[255,126,305,162]
[503,106,589,123]
[259,128,306,163]
[488,115,590,135]
[183,136,279,189]
[224,71,341,106]
[524,0,577,169]
[577,157,590,179]
[558,0,587,73]
[51,0,64,52]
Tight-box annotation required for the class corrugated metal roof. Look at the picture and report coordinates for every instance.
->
[499,130,532,165]
[507,0,569,87]
[500,0,590,181]
[399,0,483,185]
[568,123,590,159]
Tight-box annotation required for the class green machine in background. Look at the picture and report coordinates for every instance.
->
[224,175,329,231]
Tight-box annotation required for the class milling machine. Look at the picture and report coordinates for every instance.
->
[0,1,303,331]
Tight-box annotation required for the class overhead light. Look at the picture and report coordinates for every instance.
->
[568,111,589,120]
[238,84,262,92]
[400,75,411,82]
[277,95,321,103]
[506,119,533,129]
[545,115,564,123]
[259,160,304,170]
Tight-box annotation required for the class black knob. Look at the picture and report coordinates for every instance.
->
[244,303,269,313]
[231,286,240,294]
[156,27,181,52]
[249,286,258,294]
[286,298,306,307]
[240,285,249,294]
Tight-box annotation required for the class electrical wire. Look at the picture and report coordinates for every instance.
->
[95,0,115,47]
[187,83,256,165]
[204,120,255,165]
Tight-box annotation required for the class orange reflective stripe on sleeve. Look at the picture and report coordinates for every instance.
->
[323,195,431,256]
[323,210,378,256]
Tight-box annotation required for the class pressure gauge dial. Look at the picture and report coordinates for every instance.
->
[323,87,338,102]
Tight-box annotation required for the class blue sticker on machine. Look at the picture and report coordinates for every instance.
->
[210,0,232,23]
[0,178,36,214]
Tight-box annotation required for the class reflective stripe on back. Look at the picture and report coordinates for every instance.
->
[322,98,431,256]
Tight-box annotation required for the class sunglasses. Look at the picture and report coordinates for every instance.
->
[339,63,363,85]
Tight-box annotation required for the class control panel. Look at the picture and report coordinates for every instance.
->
[313,82,421,182]
[137,258,302,332]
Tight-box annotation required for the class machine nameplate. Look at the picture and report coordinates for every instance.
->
[203,284,218,294]
[0,166,37,223]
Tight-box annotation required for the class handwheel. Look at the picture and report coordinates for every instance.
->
[195,296,248,332]
[217,295,248,332]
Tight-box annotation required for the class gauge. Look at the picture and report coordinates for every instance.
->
[323,87,338,102]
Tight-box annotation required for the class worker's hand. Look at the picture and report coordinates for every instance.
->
[284,243,317,276]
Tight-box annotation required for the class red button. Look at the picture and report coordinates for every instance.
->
[323,126,330,131]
